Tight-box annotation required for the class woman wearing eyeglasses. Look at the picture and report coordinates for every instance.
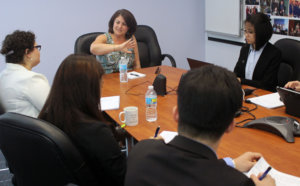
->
[0,30,50,117]
[234,13,281,92]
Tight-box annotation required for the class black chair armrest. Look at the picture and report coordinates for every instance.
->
[161,54,176,67]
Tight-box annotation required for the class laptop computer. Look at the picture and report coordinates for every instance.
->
[277,86,300,117]
[187,58,212,69]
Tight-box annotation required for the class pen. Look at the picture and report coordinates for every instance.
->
[154,126,160,138]
[130,73,139,77]
[259,166,272,181]
[155,67,161,74]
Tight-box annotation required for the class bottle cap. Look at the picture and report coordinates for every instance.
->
[120,56,128,64]
[148,85,154,89]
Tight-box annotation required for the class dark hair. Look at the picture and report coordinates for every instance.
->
[177,65,243,142]
[0,30,35,64]
[245,12,273,50]
[39,54,104,134]
[108,9,137,39]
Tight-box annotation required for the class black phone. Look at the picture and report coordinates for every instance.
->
[243,88,255,96]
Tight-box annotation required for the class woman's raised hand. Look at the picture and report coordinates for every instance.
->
[118,38,135,53]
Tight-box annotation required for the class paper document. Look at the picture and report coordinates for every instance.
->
[100,96,120,111]
[160,131,178,143]
[247,92,284,109]
[127,71,146,79]
[246,157,300,186]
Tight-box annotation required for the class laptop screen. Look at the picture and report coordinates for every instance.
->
[277,86,300,117]
[187,58,212,69]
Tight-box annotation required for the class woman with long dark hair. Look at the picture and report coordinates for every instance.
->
[39,54,126,186]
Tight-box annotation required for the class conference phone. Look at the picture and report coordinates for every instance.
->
[243,116,300,143]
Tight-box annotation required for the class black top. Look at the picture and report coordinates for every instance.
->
[234,42,281,92]
[125,135,254,186]
[71,120,126,186]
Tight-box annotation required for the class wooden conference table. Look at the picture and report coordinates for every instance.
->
[102,65,300,177]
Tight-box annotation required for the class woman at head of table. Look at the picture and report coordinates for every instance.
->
[0,30,50,118]
[90,9,141,74]
[234,13,281,92]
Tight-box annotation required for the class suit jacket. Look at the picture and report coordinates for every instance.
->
[0,63,50,117]
[125,135,254,186]
[71,120,126,186]
[234,42,281,92]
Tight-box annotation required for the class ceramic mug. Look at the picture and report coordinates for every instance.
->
[119,106,138,126]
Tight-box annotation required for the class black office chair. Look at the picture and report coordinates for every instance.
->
[74,32,103,55]
[74,25,176,68]
[135,25,176,68]
[0,112,97,186]
[0,103,4,115]
[274,38,300,87]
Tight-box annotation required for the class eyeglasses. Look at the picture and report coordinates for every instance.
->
[243,30,255,35]
[34,45,41,51]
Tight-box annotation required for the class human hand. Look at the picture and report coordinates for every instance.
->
[250,173,275,186]
[237,77,241,83]
[284,81,300,92]
[119,38,135,53]
[233,152,262,172]
[149,135,163,140]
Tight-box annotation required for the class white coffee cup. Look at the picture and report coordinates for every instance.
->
[119,106,138,126]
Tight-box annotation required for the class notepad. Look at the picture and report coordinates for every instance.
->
[160,131,178,143]
[100,96,120,111]
[247,92,284,109]
[127,71,146,79]
[246,157,300,186]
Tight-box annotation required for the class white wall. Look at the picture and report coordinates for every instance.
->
[205,38,241,71]
[0,0,205,84]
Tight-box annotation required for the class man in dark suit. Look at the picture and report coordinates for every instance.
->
[125,65,275,186]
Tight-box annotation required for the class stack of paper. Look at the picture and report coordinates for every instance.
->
[100,96,120,111]
[246,157,300,186]
[160,131,178,143]
[127,71,146,79]
[247,93,284,109]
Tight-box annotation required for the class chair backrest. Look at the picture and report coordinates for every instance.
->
[0,112,96,186]
[74,32,103,55]
[135,25,164,68]
[274,38,300,87]
[0,102,4,115]
[74,27,176,68]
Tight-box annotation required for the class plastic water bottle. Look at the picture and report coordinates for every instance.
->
[145,85,157,122]
[119,57,128,82]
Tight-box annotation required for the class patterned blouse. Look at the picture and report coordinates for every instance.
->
[96,33,135,74]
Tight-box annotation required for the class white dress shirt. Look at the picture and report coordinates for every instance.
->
[245,44,267,80]
[0,63,50,118]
